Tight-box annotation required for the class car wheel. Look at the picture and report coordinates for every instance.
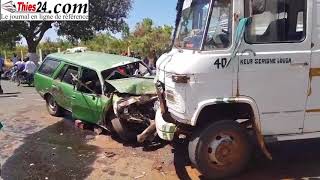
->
[111,117,138,142]
[46,94,63,117]
[188,120,252,179]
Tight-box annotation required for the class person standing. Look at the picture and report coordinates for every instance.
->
[11,58,25,81]
[22,57,37,83]
[0,55,4,94]
[12,53,18,64]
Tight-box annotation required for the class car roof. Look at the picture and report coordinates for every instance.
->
[47,51,140,72]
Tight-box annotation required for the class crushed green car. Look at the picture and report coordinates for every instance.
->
[34,51,158,142]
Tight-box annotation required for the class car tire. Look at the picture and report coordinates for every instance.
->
[188,120,252,179]
[111,117,138,142]
[46,94,63,117]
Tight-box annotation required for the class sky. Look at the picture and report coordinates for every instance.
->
[36,0,177,42]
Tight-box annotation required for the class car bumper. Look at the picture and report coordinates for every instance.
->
[155,109,177,141]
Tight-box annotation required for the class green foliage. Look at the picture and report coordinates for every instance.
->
[127,18,173,58]
[1,18,173,60]
[0,22,21,50]
[39,38,72,55]
[81,33,126,54]
[83,18,173,58]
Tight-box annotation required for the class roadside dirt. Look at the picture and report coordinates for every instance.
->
[0,104,202,180]
[3,98,320,179]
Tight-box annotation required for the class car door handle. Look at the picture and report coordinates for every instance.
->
[290,62,309,66]
[71,96,76,99]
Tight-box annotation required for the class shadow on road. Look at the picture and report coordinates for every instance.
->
[0,95,18,98]
[0,92,21,95]
[1,119,100,180]
[171,138,320,180]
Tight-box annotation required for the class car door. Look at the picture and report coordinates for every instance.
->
[239,0,310,135]
[53,64,79,111]
[71,67,110,124]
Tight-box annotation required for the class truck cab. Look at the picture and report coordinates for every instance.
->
[155,0,319,178]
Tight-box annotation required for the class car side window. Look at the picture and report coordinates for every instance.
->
[38,58,60,76]
[62,65,78,85]
[56,64,68,80]
[78,68,102,95]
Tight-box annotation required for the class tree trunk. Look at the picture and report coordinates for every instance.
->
[26,38,39,64]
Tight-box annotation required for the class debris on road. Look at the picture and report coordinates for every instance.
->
[94,127,103,135]
[85,135,95,140]
[104,151,116,158]
[134,172,146,179]
[154,164,163,171]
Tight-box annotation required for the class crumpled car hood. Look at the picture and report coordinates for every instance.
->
[106,77,156,95]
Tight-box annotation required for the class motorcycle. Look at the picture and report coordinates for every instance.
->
[1,68,14,80]
[15,72,34,86]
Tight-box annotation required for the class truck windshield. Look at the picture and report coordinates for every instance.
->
[174,0,211,50]
[203,0,233,50]
[174,0,233,50]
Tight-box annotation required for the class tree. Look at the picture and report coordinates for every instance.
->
[0,0,132,62]
[127,18,173,58]
[0,22,21,50]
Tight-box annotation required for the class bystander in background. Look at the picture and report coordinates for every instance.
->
[12,53,18,64]
[0,54,4,94]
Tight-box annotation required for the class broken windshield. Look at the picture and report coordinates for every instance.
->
[174,0,211,50]
[102,62,152,81]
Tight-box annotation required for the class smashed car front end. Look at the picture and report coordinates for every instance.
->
[106,77,159,142]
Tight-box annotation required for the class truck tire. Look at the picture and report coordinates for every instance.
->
[46,94,63,117]
[111,117,138,142]
[188,120,252,179]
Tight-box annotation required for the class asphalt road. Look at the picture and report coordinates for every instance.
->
[1,80,320,180]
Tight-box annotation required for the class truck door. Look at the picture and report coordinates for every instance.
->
[239,0,310,135]
[304,0,320,133]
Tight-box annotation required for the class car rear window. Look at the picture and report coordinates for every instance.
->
[38,58,60,77]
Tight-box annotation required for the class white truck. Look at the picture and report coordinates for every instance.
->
[155,0,319,179]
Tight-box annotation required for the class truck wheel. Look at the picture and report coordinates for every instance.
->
[46,94,63,117]
[111,117,137,142]
[188,120,252,179]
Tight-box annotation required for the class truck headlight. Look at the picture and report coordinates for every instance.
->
[166,89,185,113]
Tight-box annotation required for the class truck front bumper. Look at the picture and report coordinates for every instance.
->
[155,109,177,141]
